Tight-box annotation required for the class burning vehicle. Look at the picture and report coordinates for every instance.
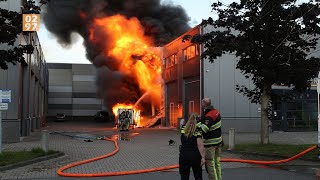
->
[117,108,133,131]
[116,108,137,131]
[113,104,141,131]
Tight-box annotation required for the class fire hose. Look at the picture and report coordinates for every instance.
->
[57,137,317,177]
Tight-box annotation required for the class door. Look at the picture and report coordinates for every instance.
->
[184,78,200,120]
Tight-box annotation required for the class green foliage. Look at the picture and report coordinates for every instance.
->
[0,45,34,69]
[186,0,320,103]
[0,7,22,45]
[0,0,37,69]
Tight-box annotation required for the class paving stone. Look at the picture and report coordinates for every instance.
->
[1,121,316,179]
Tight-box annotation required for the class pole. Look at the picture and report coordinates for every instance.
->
[318,92,320,146]
[318,98,319,147]
[41,130,48,152]
[228,128,235,150]
[0,111,2,153]
[317,72,320,149]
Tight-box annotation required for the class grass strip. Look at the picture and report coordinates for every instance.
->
[0,147,58,166]
[228,144,318,160]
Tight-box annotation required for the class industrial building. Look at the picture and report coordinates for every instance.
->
[162,25,260,132]
[46,27,318,133]
[0,0,48,143]
[46,25,318,132]
[162,25,319,132]
[271,85,318,131]
[47,63,104,120]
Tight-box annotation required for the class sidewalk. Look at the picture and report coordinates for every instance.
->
[0,121,318,179]
[222,131,317,145]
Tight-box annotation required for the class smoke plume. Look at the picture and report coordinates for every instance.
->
[42,0,190,110]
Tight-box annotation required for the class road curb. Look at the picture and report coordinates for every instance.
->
[0,152,64,172]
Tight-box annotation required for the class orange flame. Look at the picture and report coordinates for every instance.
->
[89,14,162,121]
[79,11,86,19]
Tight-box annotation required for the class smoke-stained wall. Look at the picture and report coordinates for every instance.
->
[162,26,201,127]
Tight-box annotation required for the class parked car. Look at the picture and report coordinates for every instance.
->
[55,113,66,122]
[94,111,110,122]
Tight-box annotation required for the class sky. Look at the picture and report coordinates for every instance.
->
[38,0,232,64]
[37,0,310,64]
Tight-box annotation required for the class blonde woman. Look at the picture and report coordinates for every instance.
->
[179,113,205,180]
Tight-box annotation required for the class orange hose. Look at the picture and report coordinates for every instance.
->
[57,137,317,177]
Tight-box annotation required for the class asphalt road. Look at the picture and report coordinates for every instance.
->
[6,167,314,180]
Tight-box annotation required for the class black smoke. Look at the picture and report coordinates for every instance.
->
[42,0,190,110]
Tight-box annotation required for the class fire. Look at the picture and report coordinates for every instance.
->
[89,14,163,122]
[112,103,141,127]
[79,11,86,19]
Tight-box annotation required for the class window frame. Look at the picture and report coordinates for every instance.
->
[165,54,177,68]
[183,44,199,61]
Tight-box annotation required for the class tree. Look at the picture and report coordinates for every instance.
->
[185,0,320,144]
[0,0,48,69]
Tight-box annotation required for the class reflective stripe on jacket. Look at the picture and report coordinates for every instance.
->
[198,109,222,147]
[180,125,202,152]
[180,126,202,137]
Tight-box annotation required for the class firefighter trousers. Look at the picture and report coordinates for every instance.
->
[179,151,203,180]
[205,146,221,180]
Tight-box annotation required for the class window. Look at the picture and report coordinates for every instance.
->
[165,54,177,68]
[183,44,199,61]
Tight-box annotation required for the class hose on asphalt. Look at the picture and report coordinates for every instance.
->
[57,137,317,177]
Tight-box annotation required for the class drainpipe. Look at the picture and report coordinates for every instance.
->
[199,25,204,115]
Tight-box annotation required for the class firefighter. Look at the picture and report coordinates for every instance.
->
[119,117,130,131]
[197,98,223,180]
[179,113,205,180]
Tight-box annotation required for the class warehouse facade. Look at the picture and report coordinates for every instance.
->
[0,0,48,143]
[162,25,260,132]
[47,63,104,120]
[162,25,319,132]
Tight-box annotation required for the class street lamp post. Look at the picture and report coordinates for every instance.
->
[317,71,320,159]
